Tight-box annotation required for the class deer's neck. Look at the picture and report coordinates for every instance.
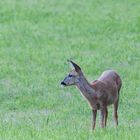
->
[76,73,96,98]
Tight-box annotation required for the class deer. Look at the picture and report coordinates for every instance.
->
[61,60,122,130]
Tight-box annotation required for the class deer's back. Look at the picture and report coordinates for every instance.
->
[98,70,122,91]
[91,70,122,107]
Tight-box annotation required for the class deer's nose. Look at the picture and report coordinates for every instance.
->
[61,82,66,86]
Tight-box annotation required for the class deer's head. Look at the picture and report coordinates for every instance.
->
[61,60,82,86]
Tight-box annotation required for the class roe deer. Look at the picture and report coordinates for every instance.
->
[61,60,122,130]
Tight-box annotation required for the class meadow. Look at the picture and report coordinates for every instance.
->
[0,0,140,139]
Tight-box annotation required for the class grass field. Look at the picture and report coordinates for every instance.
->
[0,0,140,139]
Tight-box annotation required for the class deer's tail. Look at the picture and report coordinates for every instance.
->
[116,74,122,95]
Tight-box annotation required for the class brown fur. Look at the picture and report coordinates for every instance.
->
[61,61,122,130]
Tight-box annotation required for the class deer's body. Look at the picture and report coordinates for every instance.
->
[61,61,122,130]
[77,70,121,110]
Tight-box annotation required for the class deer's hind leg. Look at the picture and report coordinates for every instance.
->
[113,98,119,126]
[104,108,108,127]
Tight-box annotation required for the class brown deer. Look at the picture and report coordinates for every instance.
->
[61,60,122,130]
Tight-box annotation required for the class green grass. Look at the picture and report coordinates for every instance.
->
[0,0,140,139]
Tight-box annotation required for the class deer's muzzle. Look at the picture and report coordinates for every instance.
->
[61,81,66,86]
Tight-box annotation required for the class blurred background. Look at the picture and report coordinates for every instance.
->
[0,0,140,139]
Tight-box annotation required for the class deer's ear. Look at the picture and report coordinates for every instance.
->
[67,60,81,73]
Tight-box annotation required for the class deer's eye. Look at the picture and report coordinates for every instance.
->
[69,74,73,77]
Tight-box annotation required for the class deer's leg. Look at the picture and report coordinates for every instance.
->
[113,99,119,126]
[100,108,107,128]
[104,108,108,127]
[92,110,97,130]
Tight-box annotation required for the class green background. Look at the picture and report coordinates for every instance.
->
[0,0,140,139]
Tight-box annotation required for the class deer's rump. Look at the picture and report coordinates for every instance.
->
[98,70,122,93]
[91,70,122,106]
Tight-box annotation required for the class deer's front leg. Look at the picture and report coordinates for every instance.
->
[100,108,107,128]
[92,110,97,130]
